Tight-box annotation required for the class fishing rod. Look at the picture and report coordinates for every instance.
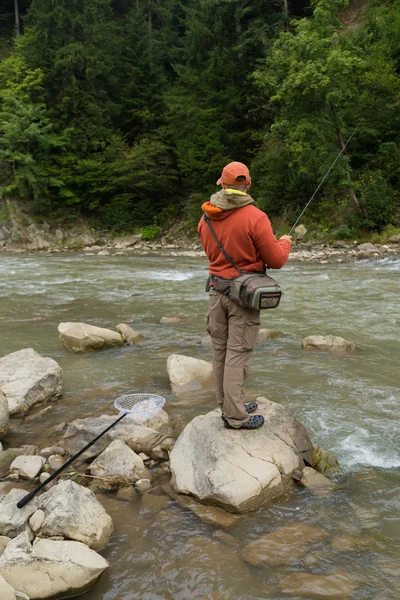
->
[288,122,361,236]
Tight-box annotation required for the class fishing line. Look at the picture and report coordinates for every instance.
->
[288,122,361,235]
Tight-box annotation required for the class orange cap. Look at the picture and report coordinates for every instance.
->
[216,161,251,186]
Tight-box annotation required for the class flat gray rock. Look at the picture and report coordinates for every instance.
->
[0,531,108,600]
[0,349,62,416]
[170,397,313,512]
[37,480,113,551]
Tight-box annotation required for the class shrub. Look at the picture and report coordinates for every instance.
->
[141,224,161,241]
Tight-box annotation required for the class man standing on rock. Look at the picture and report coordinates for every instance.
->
[198,162,292,430]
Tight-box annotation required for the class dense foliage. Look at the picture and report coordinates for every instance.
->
[0,0,399,234]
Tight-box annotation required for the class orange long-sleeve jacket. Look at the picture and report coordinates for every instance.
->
[198,194,291,278]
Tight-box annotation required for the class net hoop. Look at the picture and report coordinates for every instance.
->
[114,393,166,423]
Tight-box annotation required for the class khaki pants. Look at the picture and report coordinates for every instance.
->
[207,290,260,427]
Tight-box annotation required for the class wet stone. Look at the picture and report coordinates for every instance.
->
[279,571,357,599]
[140,493,170,514]
[241,523,329,567]
[162,483,242,529]
[48,455,66,471]
[116,486,140,503]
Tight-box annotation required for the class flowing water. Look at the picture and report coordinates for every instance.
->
[0,251,399,600]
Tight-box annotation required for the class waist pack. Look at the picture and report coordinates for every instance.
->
[204,215,283,311]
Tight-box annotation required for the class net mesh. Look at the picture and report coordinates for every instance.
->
[114,394,165,423]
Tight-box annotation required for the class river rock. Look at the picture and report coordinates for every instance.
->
[0,531,108,599]
[242,523,328,566]
[135,479,151,494]
[36,480,113,551]
[116,323,145,344]
[279,571,357,598]
[159,316,185,324]
[167,354,213,392]
[0,349,62,416]
[47,455,65,471]
[312,446,341,475]
[0,391,9,440]
[258,329,285,340]
[0,536,10,556]
[10,456,45,480]
[302,335,357,353]
[89,440,151,483]
[113,234,141,249]
[58,322,124,353]
[0,488,39,538]
[295,224,307,239]
[0,451,21,478]
[170,397,313,513]
[0,574,17,600]
[388,234,400,243]
[29,510,45,534]
[357,242,377,252]
[300,467,336,496]
[162,483,242,528]
[62,416,165,460]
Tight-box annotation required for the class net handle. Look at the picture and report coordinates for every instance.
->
[17,412,127,509]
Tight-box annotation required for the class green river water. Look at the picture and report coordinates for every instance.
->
[0,251,399,600]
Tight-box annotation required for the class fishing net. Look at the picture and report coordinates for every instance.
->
[114,393,166,423]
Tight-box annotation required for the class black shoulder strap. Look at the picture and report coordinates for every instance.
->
[203,215,244,275]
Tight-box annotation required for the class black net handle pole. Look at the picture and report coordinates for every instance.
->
[288,122,361,236]
[17,412,127,509]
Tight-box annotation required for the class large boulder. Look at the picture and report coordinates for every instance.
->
[36,480,113,551]
[0,391,9,440]
[0,349,62,416]
[0,489,39,538]
[0,574,16,600]
[302,335,357,353]
[58,322,124,353]
[0,531,108,599]
[89,440,151,483]
[170,397,313,513]
[167,354,213,392]
[62,415,169,460]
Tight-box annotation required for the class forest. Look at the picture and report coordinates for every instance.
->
[1,0,400,239]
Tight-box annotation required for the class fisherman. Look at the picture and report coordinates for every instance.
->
[198,161,292,430]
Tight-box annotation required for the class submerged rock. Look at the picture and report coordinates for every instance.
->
[0,531,108,600]
[0,348,62,416]
[242,523,328,567]
[162,483,241,529]
[299,467,336,496]
[89,440,151,484]
[159,316,185,324]
[58,322,124,353]
[258,329,285,340]
[116,323,145,344]
[37,480,113,551]
[279,571,357,599]
[302,335,357,353]
[0,391,9,440]
[170,397,313,513]
[167,354,213,392]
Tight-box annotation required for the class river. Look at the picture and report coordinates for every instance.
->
[0,252,399,599]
